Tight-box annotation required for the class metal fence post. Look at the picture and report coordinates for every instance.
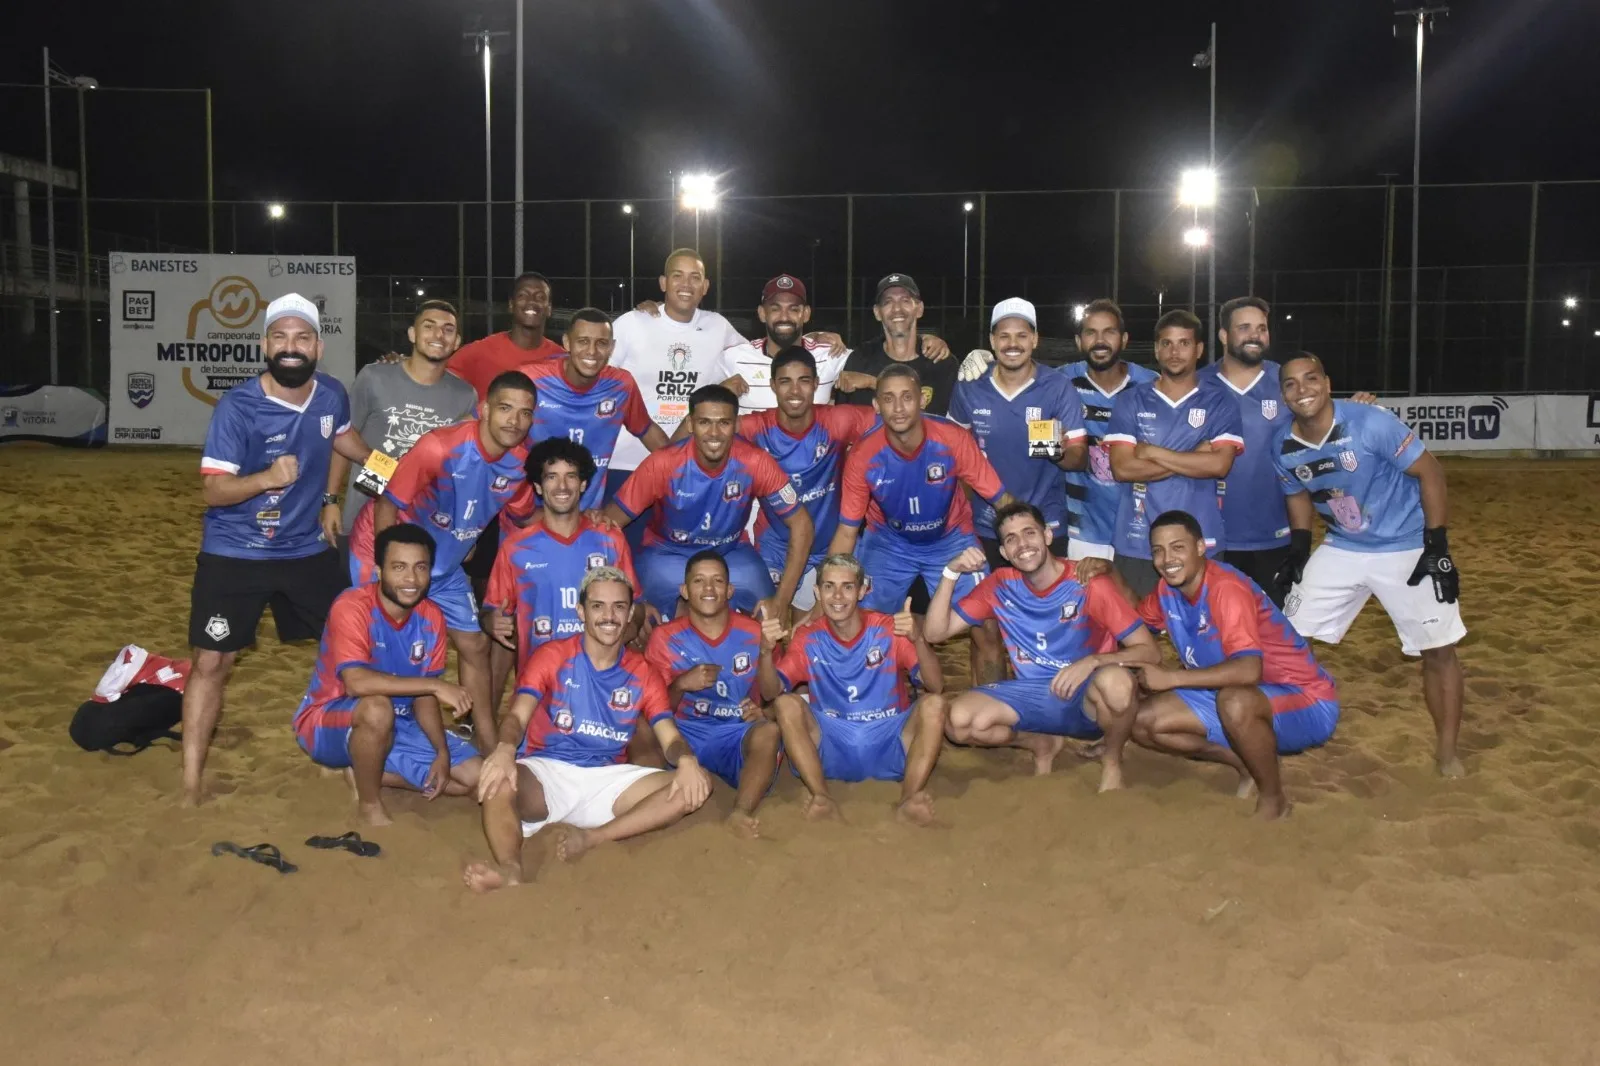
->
[715,208,723,310]
[1521,181,1540,392]
[1111,189,1121,303]
[331,201,339,254]
[456,201,466,323]
[1381,178,1396,390]
[1246,187,1258,296]
[584,199,593,308]
[845,194,854,334]
[977,192,988,331]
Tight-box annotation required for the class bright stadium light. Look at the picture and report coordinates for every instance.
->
[266,202,286,220]
[1178,166,1218,207]
[1562,318,1571,327]
[621,202,634,215]
[680,173,719,211]
[1563,295,1579,310]
[1072,303,1087,322]
[415,287,425,296]
[963,200,975,213]
[1183,226,1210,248]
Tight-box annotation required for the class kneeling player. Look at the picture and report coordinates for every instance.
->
[924,502,1159,789]
[292,524,482,826]
[1125,511,1340,819]
[647,551,784,837]
[463,567,712,891]
[761,554,948,825]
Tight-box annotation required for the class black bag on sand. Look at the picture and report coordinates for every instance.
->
[70,684,182,755]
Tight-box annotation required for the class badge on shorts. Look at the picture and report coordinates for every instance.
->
[204,615,231,642]
[1338,450,1359,472]
[609,687,633,710]
[1187,408,1207,428]
[320,415,334,438]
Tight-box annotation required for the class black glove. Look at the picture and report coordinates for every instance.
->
[1274,529,1312,597]
[1406,526,1459,604]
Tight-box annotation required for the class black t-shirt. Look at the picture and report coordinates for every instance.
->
[834,335,959,415]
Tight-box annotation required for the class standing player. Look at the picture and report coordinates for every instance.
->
[323,300,477,541]
[348,371,538,748]
[182,293,373,806]
[762,554,948,825]
[828,365,1014,685]
[736,347,878,612]
[293,524,482,826]
[448,272,564,402]
[1274,353,1466,776]
[483,437,637,710]
[924,503,1158,788]
[462,567,713,892]
[647,551,784,838]
[950,297,1088,569]
[604,384,814,621]
[518,307,669,511]
[835,274,959,414]
[1126,511,1341,819]
[1104,309,1242,600]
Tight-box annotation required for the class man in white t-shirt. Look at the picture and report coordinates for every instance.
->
[716,275,851,412]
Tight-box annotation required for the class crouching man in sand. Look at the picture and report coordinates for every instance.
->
[463,567,712,891]
[292,524,483,826]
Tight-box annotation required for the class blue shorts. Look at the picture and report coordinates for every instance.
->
[977,677,1100,738]
[675,714,773,787]
[428,567,480,632]
[1174,685,1340,754]
[812,710,908,783]
[637,542,774,619]
[857,529,984,613]
[295,697,478,790]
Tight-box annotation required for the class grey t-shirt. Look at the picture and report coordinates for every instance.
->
[340,361,478,531]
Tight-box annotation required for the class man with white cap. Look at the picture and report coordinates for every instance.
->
[181,293,374,806]
[950,297,1089,572]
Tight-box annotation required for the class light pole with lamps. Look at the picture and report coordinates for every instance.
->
[962,200,974,322]
[621,203,636,306]
[1183,225,1210,309]
[1178,166,1218,356]
[1394,4,1449,395]
[266,202,286,253]
[680,173,718,249]
[1192,23,1217,353]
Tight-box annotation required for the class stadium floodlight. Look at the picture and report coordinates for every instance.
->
[1072,304,1087,322]
[1563,295,1579,310]
[1178,166,1218,208]
[1182,226,1210,248]
[963,200,975,213]
[621,203,634,215]
[680,173,719,212]
[1561,318,1571,328]
[415,287,425,297]
[266,202,286,220]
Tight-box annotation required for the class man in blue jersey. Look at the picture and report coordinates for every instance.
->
[647,551,784,838]
[1105,309,1243,600]
[950,298,1088,570]
[182,293,374,806]
[924,503,1159,788]
[1274,353,1467,776]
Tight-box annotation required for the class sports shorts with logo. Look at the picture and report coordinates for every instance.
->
[188,550,347,653]
[976,677,1100,738]
[857,529,983,614]
[1283,544,1466,656]
[1173,684,1340,754]
[295,696,479,788]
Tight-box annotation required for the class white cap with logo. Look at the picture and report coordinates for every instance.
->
[262,292,320,332]
[990,296,1037,330]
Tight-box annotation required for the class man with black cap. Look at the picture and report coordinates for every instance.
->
[181,293,374,806]
[834,274,960,416]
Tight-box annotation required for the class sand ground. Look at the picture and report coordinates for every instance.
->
[1,448,1597,1065]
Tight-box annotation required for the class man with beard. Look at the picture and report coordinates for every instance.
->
[1104,310,1243,600]
[348,371,538,749]
[834,274,959,415]
[182,294,374,806]
[448,273,564,402]
[924,503,1158,787]
[293,523,483,826]
[323,300,476,542]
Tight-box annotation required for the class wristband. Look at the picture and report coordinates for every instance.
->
[321,493,340,506]
[1423,526,1449,554]
[941,566,962,582]
[1288,528,1312,556]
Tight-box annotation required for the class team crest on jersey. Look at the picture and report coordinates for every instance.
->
[1187,408,1207,428]
[723,481,743,500]
[1338,450,1359,472]
[320,415,334,438]
[732,652,752,674]
[585,553,607,570]
[609,687,634,710]
[597,397,618,417]
[814,442,829,460]
[492,475,511,492]
[693,699,711,716]
[431,511,452,529]
[127,372,155,409]
[778,484,798,506]
[925,462,947,482]
[1059,602,1078,622]
[1294,465,1313,483]
[553,708,574,733]
[1196,610,1211,633]
[1261,399,1279,419]
[409,640,427,665]
[533,616,553,637]
[1025,406,1043,422]
[671,529,690,543]
[667,342,692,371]
[865,646,884,667]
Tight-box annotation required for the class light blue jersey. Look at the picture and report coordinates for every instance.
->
[1273,400,1428,553]
[1058,360,1158,547]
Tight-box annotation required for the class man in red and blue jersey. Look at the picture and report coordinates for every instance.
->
[761,554,948,826]
[924,502,1160,790]
[182,293,375,807]
[829,364,1014,684]
[605,384,813,622]
[647,550,784,838]
[348,370,537,748]
[293,524,482,826]
[483,437,637,710]
[736,346,878,614]
[461,567,712,892]
[1106,309,1243,600]
[519,307,670,511]
[1121,510,1341,820]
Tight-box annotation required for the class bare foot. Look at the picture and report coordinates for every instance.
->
[555,826,596,863]
[462,860,521,893]
[1436,752,1466,778]
[1018,733,1066,775]
[357,800,393,828]
[1254,793,1292,820]
[179,785,203,809]
[895,790,938,827]
[1097,761,1126,792]
[1073,739,1106,761]
[725,810,761,839]
[340,767,360,800]
[802,795,840,822]
[1235,775,1258,800]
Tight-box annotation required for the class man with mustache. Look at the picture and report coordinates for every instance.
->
[182,293,374,806]
[293,523,482,827]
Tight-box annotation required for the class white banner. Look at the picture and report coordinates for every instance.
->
[1373,395,1538,452]
[0,386,106,446]
[1534,394,1600,450]
[107,253,357,446]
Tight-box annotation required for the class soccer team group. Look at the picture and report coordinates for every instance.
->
[176,248,1468,890]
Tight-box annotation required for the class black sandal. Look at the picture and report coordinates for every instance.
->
[304,831,381,858]
[211,841,298,874]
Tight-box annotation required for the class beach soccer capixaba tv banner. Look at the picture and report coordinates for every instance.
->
[107,253,357,446]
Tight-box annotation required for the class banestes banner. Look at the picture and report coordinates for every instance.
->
[1373,395,1538,452]
[108,253,356,446]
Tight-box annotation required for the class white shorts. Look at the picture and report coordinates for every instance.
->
[516,756,663,837]
[767,562,819,611]
[1283,544,1467,657]
[1067,540,1115,562]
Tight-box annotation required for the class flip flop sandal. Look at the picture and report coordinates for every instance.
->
[211,841,298,874]
[304,831,381,858]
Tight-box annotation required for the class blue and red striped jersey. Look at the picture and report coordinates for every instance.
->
[514,636,672,766]
[838,417,1005,544]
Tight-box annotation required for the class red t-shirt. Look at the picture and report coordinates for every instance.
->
[449,333,564,402]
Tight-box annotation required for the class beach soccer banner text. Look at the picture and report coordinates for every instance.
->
[107,253,357,446]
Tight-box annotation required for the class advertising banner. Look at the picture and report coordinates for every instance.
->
[1533,394,1600,450]
[107,253,356,445]
[0,385,106,447]
[1373,395,1538,452]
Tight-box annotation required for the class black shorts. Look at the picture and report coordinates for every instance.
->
[979,534,1070,574]
[188,549,347,653]
[462,519,501,589]
[1222,546,1293,608]
[1113,553,1162,602]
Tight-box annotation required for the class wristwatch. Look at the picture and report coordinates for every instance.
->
[322,493,340,506]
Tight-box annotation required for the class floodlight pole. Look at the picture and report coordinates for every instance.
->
[43,47,59,384]
[1396,4,1448,395]
[480,31,494,334]
[1206,21,1216,364]
[513,0,524,277]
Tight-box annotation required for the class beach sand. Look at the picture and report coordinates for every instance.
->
[1,447,1598,1065]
